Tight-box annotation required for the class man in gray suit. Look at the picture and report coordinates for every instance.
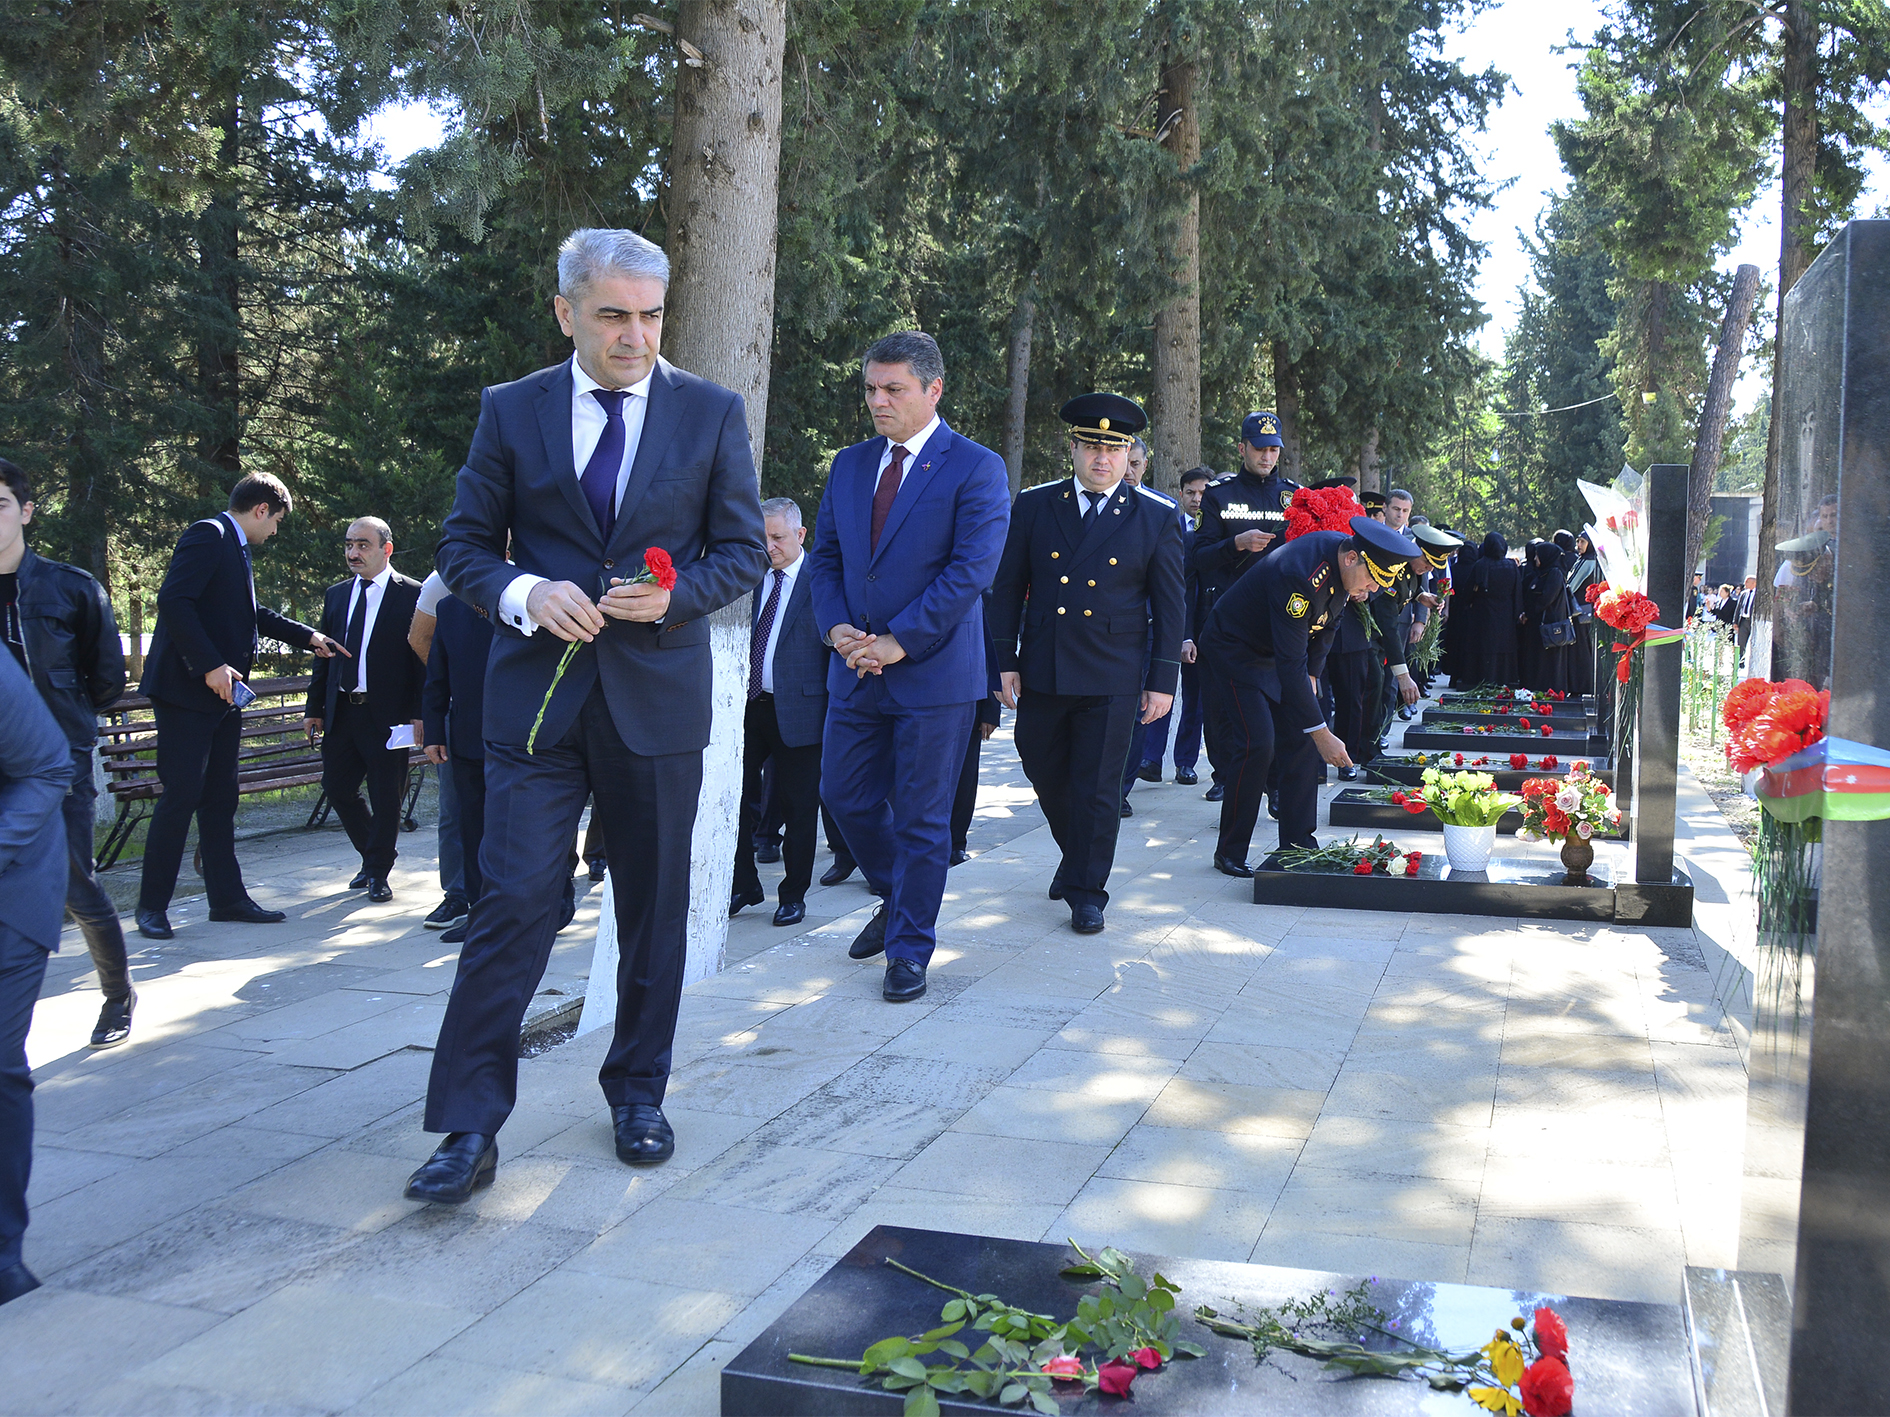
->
[409,228,767,1202]
[731,498,830,928]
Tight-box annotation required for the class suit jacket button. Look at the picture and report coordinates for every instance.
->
[603,559,614,569]
[1109,558,1118,565]
[868,573,877,581]
[1051,551,1060,559]
[1057,607,1066,615]
[1084,609,1093,617]
[1060,576,1068,584]
[1087,580,1096,587]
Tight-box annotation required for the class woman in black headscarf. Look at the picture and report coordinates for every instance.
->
[1456,532,1523,686]
[1439,530,1477,683]
[1552,528,1578,576]
[1566,530,1603,695]
[1519,539,1573,692]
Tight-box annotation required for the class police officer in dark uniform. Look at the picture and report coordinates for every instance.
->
[990,394,1185,934]
[1199,516,1420,872]
[1191,412,1299,802]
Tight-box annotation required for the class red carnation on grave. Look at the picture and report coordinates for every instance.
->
[1519,717,1531,729]
[1596,587,1659,634]
[641,546,678,592]
[1283,486,1367,540]
[1353,860,1374,874]
[1520,1356,1574,1416]
[1541,755,1559,769]
[1455,753,1465,765]
[1533,1307,1569,1363]
[1509,753,1527,769]
[1540,725,1554,737]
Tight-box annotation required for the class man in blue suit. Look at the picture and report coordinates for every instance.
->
[409,228,767,1202]
[808,331,1009,1002]
[731,498,830,928]
[421,590,493,947]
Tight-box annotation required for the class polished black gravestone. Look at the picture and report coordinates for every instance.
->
[1367,756,1614,790]
[723,1226,1696,1416]
[1329,788,1525,834]
[1736,219,1890,1415]
[1402,724,1610,756]
[1422,702,1594,723]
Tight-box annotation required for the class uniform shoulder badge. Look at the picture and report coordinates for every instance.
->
[1309,563,1329,588]
[1135,485,1177,508]
[1286,592,1310,619]
[1209,473,1236,486]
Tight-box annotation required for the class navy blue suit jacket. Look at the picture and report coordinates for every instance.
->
[140,513,318,713]
[807,420,1010,706]
[423,594,494,760]
[436,357,768,754]
[0,650,74,950]
[753,560,830,748]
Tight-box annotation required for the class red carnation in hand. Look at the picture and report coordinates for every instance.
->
[1097,1359,1139,1396]
[641,547,678,592]
[1520,1356,1574,1416]
[1533,1307,1569,1363]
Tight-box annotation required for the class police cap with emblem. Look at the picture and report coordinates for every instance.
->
[1309,475,1358,491]
[1241,411,1284,449]
[1348,516,1421,590]
[1408,521,1464,571]
[1060,393,1147,448]
[1776,529,1833,571]
[1359,489,1387,512]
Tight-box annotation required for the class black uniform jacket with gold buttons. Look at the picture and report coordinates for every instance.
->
[1190,467,1301,595]
[988,479,1186,698]
[1200,529,1353,734]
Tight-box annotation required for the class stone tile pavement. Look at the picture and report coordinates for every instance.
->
[3,721,1754,1415]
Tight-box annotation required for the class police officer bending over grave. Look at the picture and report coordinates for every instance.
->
[989,394,1185,934]
[1198,515,1420,874]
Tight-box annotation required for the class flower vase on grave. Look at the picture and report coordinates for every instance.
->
[1558,834,1595,884]
[1441,823,1497,872]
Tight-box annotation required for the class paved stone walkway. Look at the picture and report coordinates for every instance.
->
[3,721,1754,1416]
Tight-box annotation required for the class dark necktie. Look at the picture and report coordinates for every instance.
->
[1081,490,1100,526]
[870,445,907,554]
[340,581,369,691]
[239,538,257,608]
[748,568,785,700]
[580,389,628,542]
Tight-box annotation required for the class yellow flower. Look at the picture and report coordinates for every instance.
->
[1482,1336,1525,1388]
[1469,1385,1522,1415]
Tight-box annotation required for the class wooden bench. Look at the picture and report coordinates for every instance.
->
[95,675,428,871]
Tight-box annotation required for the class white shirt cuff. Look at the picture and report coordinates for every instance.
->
[1390,664,1410,678]
[500,573,547,634]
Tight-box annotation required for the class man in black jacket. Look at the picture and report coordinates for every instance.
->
[0,461,134,1047]
[136,474,345,939]
[988,395,1185,933]
[304,518,425,902]
[422,591,494,946]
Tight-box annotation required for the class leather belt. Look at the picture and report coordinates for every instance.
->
[346,691,368,705]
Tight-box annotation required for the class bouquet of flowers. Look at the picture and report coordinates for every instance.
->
[1723,677,1826,774]
[1516,764,1618,843]
[1275,834,1423,877]
[1592,584,1681,771]
[1722,676,1832,946]
[1283,486,1366,540]
[1410,768,1518,827]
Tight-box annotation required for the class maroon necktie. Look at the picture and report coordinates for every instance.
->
[870,445,907,554]
[748,568,784,700]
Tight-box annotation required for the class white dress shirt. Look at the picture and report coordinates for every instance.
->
[758,551,805,694]
[225,513,256,608]
[1067,475,1124,518]
[500,358,658,635]
[877,414,941,481]
[343,565,395,695]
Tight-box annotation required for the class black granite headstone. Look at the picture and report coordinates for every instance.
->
[1634,464,1688,891]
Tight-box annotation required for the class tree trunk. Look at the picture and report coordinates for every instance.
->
[1358,427,1382,494]
[648,0,787,993]
[1272,340,1303,482]
[1686,264,1762,577]
[1758,0,1819,642]
[1149,48,1201,492]
[51,148,111,591]
[196,99,241,487]
[1002,290,1034,499]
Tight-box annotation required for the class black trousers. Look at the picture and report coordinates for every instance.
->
[63,750,130,1000]
[734,695,820,905]
[1015,690,1140,910]
[322,699,410,878]
[0,921,49,1270]
[451,755,488,905]
[425,683,700,1134]
[1201,653,1321,858]
[1328,649,1375,764]
[139,699,245,912]
[950,724,982,854]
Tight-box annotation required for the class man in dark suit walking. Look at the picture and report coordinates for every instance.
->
[0,651,73,1306]
[422,590,493,947]
[809,331,1009,1003]
[407,228,767,1203]
[135,473,345,939]
[304,518,425,902]
[989,395,1185,933]
[731,499,829,928]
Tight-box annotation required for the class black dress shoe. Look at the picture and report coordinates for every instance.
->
[730,884,765,916]
[1175,769,1199,786]
[90,991,136,1049]
[588,858,608,882]
[208,900,287,924]
[1205,783,1226,802]
[773,900,807,927]
[1120,799,1134,818]
[1136,763,1163,783]
[755,841,782,864]
[948,849,970,867]
[612,1104,675,1165]
[1267,793,1281,820]
[848,905,888,960]
[883,958,927,1002]
[0,1262,41,1307]
[1071,904,1105,934]
[820,859,857,887]
[403,1132,497,1203]
[365,878,393,903]
[349,870,370,890]
[1047,880,1065,901]
[1214,854,1254,878]
[424,895,468,928]
[135,909,173,940]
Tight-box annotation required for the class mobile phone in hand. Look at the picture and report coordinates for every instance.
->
[230,679,257,709]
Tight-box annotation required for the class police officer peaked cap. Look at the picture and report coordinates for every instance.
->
[1408,521,1464,570]
[1060,393,1146,448]
[1241,411,1284,449]
[1310,475,1358,491]
[1776,529,1833,569]
[1359,489,1388,511]
[1348,516,1420,589]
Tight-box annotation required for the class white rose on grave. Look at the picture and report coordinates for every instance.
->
[1576,820,1593,839]
[1555,788,1580,812]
